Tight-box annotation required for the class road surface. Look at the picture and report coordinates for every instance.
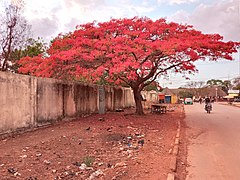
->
[185,103,240,180]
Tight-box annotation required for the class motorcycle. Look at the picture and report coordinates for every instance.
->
[205,103,212,113]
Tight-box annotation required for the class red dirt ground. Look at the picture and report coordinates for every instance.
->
[0,105,186,180]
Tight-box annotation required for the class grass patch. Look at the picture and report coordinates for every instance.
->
[82,156,95,167]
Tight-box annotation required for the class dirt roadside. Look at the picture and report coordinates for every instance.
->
[0,106,187,180]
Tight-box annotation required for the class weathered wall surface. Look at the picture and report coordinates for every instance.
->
[0,72,36,133]
[0,72,135,134]
[73,84,99,115]
[36,78,64,125]
[141,91,159,109]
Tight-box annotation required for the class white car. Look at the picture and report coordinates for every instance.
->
[184,98,193,105]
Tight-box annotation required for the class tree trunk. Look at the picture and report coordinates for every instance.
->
[1,59,8,71]
[133,87,144,115]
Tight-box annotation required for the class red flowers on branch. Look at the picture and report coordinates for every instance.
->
[18,17,239,114]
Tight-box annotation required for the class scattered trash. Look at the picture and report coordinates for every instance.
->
[86,167,94,170]
[115,162,127,168]
[52,169,57,173]
[73,161,81,166]
[127,143,132,147]
[115,109,124,112]
[8,168,21,176]
[79,139,83,145]
[98,117,105,121]
[98,162,103,166]
[14,172,21,176]
[138,139,144,146]
[36,153,42,157]
[19,155,27,158]
[127,136,132,140]
[43,160,51,165]
[107,127,112,132]
[25,176,37,180]
[79,163,87,170]
[89,169,104,179]
[8,167,17,174]
[107,163,112,168]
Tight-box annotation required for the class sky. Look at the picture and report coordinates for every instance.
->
[5,0,240,88]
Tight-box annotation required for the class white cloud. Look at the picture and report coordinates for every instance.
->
[168,0,240,41]
[23,0,156,42]
[29,17,60,41]
[21,0,239,43]
[157,0,198,5]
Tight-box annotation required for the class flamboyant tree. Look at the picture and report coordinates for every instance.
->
[18,17,239,114]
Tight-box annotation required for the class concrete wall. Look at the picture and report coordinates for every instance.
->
[36,78,64,125]
[0,72,135,134]
[0,72,37,133]
[141,91,159,109]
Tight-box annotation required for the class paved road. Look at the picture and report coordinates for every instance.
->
[185,103,240,180]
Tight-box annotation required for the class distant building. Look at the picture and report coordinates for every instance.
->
[224,90,240,99]
[160,87,178,104]
[161,87,227,103]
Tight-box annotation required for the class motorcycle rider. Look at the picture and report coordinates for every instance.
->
[205,97,212,111]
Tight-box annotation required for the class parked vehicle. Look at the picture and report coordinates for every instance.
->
[234,97,240,102]
[184,98,193,105]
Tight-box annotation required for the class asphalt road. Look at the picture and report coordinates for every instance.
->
[185,103,240,180]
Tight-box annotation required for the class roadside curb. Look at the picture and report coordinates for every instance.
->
[219,102,240,108]
[167,111,182,180]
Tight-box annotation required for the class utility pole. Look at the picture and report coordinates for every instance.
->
[215,87,218,102]
[238,46,240,77]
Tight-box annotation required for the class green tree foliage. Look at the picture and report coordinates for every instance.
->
[143,81,161,91]
[207,79,232,94]
[232,77,240,90]
[178,90,194,98]
[206,79,223,86]
[10,38,47,72]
